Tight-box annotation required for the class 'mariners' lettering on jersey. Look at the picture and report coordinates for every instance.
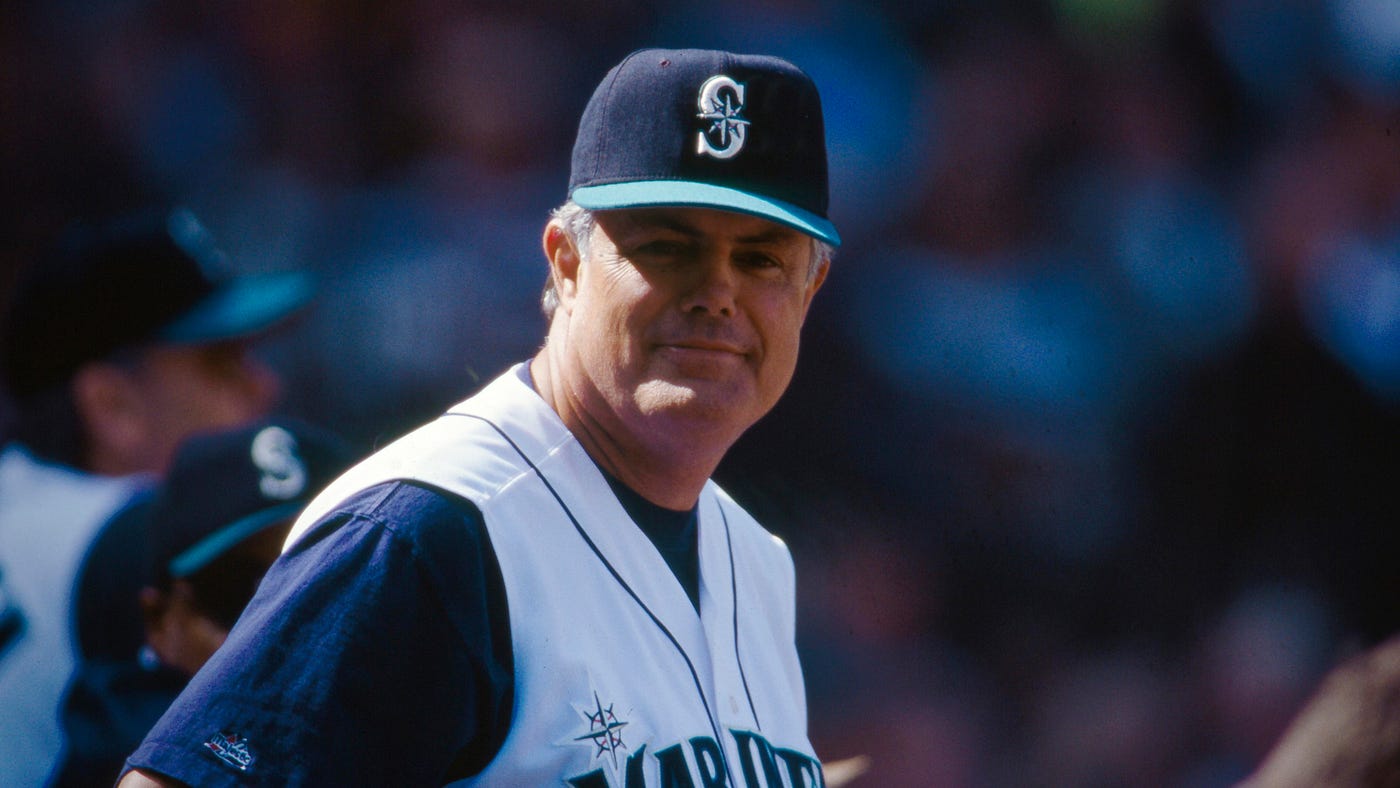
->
[567,729,823,788]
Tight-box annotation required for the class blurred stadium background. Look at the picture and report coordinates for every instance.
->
[2,1,1398,785]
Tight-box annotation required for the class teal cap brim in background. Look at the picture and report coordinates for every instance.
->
[167,501,304,578]
[159,270,315,344]
[572,181,841,247]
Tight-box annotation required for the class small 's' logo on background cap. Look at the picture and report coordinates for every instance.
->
[695,75,749,159]
[165,207,230,280]
[251,425,307,499]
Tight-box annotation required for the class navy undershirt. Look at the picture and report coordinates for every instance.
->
[602,472,701,611]
[126,476,701,785]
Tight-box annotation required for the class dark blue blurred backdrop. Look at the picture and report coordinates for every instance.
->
[3,2,1398,785]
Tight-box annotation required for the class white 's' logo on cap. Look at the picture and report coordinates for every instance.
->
[696,75,748,160]
[251,426,307,500]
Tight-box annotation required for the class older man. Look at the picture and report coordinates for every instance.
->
[122,48,838,787]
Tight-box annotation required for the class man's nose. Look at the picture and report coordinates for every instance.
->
[679,255,737,317]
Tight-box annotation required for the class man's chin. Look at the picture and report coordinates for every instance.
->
[635,378,751,422]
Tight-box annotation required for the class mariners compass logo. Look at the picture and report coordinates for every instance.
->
[695,75,748,160]
[572,690,631,769]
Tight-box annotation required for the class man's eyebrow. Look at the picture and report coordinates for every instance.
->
[623,214,703,236]
[735,227,801,245]
[638,215,800,243]
[620,212,801,244]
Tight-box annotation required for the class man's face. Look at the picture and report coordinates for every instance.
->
[127,340,281,473]
[558,207,828,447]
[143,523,288,676]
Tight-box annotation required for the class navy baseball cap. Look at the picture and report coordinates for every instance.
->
[148,418,354,582]
[0,207,313,399]
[569,48,841,247]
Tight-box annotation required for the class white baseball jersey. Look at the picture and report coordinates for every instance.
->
[289,363,823,787]
[0,444,146,787]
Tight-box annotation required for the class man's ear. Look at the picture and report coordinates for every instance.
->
[71,361,149,474]
[806,258,830,301]
[798,257,831,319]
[543,220,582,314]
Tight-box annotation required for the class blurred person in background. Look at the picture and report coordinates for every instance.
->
[51,417,354,786]
[0,207,312,787]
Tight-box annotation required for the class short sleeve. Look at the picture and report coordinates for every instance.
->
[124,481,513,786]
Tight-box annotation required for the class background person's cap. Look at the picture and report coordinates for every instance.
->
[0,206,314,399]
[568,48,840,246]
[149,417,355,582]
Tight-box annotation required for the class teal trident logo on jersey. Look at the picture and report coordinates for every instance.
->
[566,727,823,788]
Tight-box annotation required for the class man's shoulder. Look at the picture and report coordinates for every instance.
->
[308,480,489,543]
[285,480,510,599]
[0,443,147,517]
[0,443,149,604]
[287,369,549,545]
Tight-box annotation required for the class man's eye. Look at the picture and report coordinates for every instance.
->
[736,252,782,270]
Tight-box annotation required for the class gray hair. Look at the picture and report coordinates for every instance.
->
[540,201,834,318]
[541,201,596,317]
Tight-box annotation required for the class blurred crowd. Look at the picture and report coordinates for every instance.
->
[2,1,1398,785]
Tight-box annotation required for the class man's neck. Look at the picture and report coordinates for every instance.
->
[85,444,158,477]
[529,352,725,511]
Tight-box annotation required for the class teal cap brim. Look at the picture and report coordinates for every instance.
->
[167,501,303,577]
[572,181,841,247]
[159,270,315,344]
